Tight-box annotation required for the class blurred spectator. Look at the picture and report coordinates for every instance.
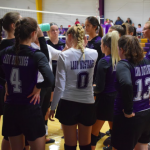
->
[81,23,85,29]
[59,25,66,36]
[75,18,80,25]
[149,18,150,21]
[136,24,143,37]
[104,19,109,25]
[115,17,123,25]
[110,20,114,26]
[126,18,132,24]
[132,23,135,27]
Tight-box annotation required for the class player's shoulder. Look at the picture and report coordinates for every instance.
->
[85,48,98,57]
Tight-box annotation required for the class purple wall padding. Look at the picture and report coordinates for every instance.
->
[99,0,104,24]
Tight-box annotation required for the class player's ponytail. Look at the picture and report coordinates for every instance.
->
[98,25,103,38]
[86,16,103,38]
[102,31,120,70]
[0,18,3,43]
[67,24,85,60]
[14,20,21,65]
[14,17,38,65]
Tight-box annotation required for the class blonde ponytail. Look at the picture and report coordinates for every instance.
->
[102,31,120,70]
[110,31,120,70]
[67,24,85,60]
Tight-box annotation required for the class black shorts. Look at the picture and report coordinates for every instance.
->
[55,99,96,126]
[2,104,45,141]
[40,87,52,118]
[112,109,150,150]
[0,88,5,115]
[95,93,116,121]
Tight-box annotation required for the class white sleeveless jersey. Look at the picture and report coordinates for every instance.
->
[51,47,98,110]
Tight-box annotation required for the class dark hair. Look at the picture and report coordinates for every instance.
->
[0,12,20,42]
[110,25,125,36]
[86,16,103,38]
[14,17,37,65]
[122,23,134,35]
[118,35,144,64]
[50,22,58,27]
[138,24,141,27]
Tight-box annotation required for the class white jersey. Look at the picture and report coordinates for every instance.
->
[51,47,98,110]
[31,43,61,82]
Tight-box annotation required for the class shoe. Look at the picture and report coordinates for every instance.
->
[103,136,111,146]
[97,132,106,142]
[103,145,112,150]
[105,129,111,136]
[45,138,55,144]
[45,125,48,136]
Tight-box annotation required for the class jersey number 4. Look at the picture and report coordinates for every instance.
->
[134,77,150,101]
[10,68,22,93]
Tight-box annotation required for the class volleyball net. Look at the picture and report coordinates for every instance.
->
[0,6,104,39]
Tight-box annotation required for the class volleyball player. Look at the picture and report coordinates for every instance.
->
[46,23,66,135]
[112,35,150,150]
[47,23,66,77]
[142,21,150,45]
[0,12,21,150]
[85,16,103,83]
[91,31,120,150]
[31,35,67,143]
[0,17,54,150]
[108,25,125,37]
[49,24,98,150]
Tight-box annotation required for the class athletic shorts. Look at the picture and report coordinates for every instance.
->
[40,87,52,118]
[2,104,45,141]
[55,99,96,126]
[0,88,5,115]
[112,109,150,150]
[95,93,116,121]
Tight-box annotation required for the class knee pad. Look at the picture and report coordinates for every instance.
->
[91,134,98,146]
[64,144,77,150]
[79,144,91,150]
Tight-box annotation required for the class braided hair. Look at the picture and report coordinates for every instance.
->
[67,24,85,59]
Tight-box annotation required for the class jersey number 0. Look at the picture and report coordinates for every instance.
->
[77,71,89,89]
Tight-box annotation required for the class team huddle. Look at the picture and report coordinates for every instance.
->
[0,11,150,150]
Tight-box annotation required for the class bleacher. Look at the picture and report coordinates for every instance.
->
[140,38,150,55]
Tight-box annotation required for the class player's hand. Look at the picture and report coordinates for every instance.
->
[28,86,41,105]
[123,110,135,118]
[49,110,55,121]
[4,82,9,102]
[37,26,44,38]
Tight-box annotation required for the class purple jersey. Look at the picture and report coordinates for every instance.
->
[95,55,116,94]
[114,58,150,115]
[0,38,15,90]
[0,45,54,105]
[86,36,104,83]
[59,28,65,35]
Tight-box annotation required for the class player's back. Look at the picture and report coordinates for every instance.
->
[0,45,50,104]
[115,57,150,114]
[61,47,98,103]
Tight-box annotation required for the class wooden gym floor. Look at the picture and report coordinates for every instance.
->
[0,117,109,150]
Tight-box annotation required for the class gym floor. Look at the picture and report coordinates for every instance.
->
[0,117,109,150]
